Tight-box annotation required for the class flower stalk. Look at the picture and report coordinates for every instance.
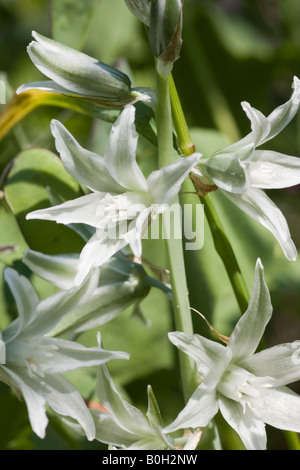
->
[155,70,196,402]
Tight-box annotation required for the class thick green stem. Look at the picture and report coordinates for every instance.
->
[155,72,196,402]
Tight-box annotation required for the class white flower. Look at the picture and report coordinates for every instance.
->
[203,76,300,261]
[164,259,300,450]
[85,360,175,450]
[0,268,128,440]
[22,249,171,337]
[27,104,201,284]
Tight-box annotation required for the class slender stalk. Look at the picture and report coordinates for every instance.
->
[199,193,250,312]
[169,74,195,156]
[169,74,250,312]
[155,72,196,402]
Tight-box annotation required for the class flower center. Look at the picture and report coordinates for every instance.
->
[6,338,58,377]
[217,364,274,412]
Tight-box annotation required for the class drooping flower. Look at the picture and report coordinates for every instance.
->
[0,268,128,440]
[164,259,300,450]
[22,248,171,337]
[17,31,153,108]
[197,76,300,261]
[27,104,201,284]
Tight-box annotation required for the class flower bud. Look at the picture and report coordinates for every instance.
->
[17,31,137,108]
[149,0,183,78]
[124,0,151,25]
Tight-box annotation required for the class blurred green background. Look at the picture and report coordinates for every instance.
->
[0,0,299,450]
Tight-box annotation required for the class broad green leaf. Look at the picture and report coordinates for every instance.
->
[51,0,96,51]
[0,196,28,328]
[4,148,84,255]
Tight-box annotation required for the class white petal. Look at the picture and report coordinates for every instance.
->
[16,80,84,97]
[228,259,272,362]
[241,101,271,147]
[1,365,48,438]
[51,120,125,194]
[22,250,79,290]
[3,269,39,342]
[249,150,300,189]
[75,232,129,284]
[255,386,300,433]
[260,76,300,144]
[163,386,218,433]
[26,192,104,227]
[222,188,298,261]
[241,343,300,387]
[96,363,151,436]
[23,269,100,337]
[104,105,148,192]
[40,373,96,441]
[168,331,231,388]
[206,151,250,194]
[219,396,266,450]
[36,337,129,374]
[147,153,201,204]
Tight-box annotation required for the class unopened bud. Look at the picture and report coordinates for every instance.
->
[124,0,151,25]
[149,0,183,78]
[17,32,144,109]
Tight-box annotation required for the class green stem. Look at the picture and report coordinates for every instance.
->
[169,74,195,156]
[169,74,250,313]
[155,72,196,402]
[199,193,250,312]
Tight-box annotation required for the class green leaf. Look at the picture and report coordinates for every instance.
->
[4,148,84,255]
[0,196,28,328]
[204,4,274,61]
[51,0,96,51]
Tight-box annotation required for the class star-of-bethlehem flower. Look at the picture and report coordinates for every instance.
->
[196,76,300,261]
[27,104,201,285]
[164,259,300,450]
[0,268,128,440]
[64,357,175,450]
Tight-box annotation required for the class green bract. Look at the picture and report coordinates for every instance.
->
[26,104,201,284]
[202,76,300,261]
[17,31,152,108]
[0,268,128,440]
[165,259,300,450]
